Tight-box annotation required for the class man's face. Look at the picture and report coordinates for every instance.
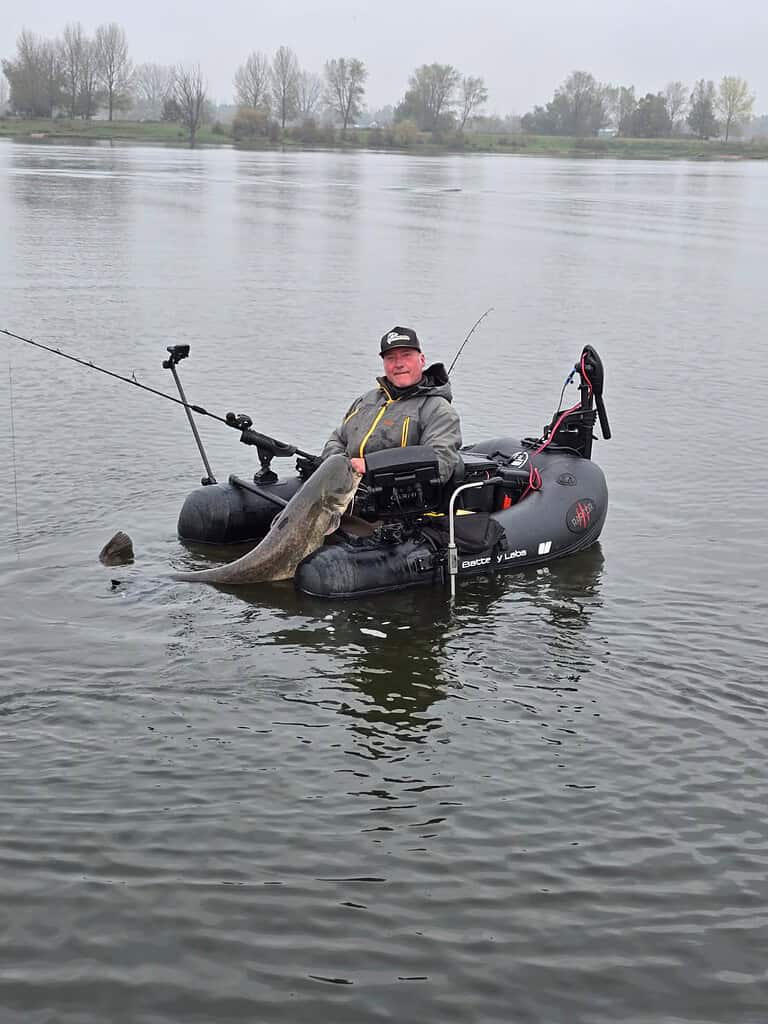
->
[381,347,425,389]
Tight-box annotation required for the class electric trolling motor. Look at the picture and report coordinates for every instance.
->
[540,345,611,459]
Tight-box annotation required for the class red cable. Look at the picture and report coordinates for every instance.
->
[534,352,594,455]
[519,465,542,502]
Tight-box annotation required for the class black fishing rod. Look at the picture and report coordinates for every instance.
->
[447,307,494,376]
[1,328,318,485]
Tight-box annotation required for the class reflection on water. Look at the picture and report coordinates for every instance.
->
[190,544,607,763]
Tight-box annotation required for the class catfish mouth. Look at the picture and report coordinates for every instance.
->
[327,478,361,516]
[327,485,359,516]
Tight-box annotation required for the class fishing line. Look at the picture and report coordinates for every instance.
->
[0,327,228,425]
[8,356,21,558]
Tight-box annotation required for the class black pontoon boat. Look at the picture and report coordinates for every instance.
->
[176,346,611,599]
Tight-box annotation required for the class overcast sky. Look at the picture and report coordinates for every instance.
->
[4,0,767,113]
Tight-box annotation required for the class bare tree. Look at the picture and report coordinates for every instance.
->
[664,81,688,133]
[324,57,367,130]
[174,63,207,144]
[134,62,173,119]
[0,70,8,110]
[78,37,100,119]
[458,75,488,130]
[95,22,132,120]
[716,76,755,142]
[60,21,86,118]
[270,46,299,129]
[603,84,636,133]
[295,70,323,120]
[234,51,270,110]
[39,40,64,118]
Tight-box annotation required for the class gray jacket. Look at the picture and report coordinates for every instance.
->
[321,363,462,483]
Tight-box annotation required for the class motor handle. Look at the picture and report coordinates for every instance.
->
[595,394,611,439]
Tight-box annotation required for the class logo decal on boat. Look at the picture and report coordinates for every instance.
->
[509,451,529,468]
[461,556,491,568]
[497,549,527,562]
[538,540,552,555]
[566,499,596,533]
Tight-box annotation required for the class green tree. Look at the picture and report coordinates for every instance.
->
[395,63,460,131]
[624,93,672,138]
[324,57,367,130]
[522,71,606,136]
[716,76,754,142]
[554,71,606,135]
[687,80,719,139]
[232,106,273,141]
[520,105,559,134]
[388,118,420,147]
[2,30,64,117]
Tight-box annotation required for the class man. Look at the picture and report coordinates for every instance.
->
[322,326,462,483]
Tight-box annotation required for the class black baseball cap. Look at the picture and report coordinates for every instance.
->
[380,326,421,355]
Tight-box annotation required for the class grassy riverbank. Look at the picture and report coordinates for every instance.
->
[0,117,228,147]
[2,117,768,160]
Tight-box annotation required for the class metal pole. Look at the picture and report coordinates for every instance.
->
[447,476,505,601]
[447,480,487,601]
[166,360,217,485]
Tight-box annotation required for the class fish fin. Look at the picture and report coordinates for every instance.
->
[324,512,342,536]
[269,509,288,531]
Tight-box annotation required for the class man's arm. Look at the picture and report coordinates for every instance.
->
[320,397,363,461]
[419,397,462,483]
[320,427,348,461]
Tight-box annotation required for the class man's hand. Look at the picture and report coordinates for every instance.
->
[350,457,366,475]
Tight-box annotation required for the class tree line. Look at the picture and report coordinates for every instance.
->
[1,25,489,144]
[522,71,756,142]
[1,26,760,146]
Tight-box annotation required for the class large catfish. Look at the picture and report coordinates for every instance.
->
[171,454,362,585]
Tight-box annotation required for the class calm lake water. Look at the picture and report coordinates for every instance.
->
[1,140,767,1023]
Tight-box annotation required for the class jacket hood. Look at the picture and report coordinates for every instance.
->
[377,362,453,403]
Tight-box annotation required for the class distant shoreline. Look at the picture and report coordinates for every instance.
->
[2,118,767,161]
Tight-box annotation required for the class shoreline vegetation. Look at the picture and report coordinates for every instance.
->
[2,117,768,160]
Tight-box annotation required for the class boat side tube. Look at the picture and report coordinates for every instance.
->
[177,475,303,545]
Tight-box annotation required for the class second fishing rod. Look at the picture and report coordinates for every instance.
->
[1,327,318,487]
